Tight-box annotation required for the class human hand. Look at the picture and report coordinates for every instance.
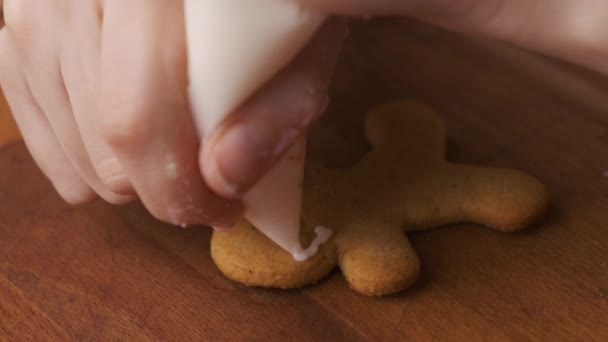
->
[297,0,608,75]
[0,0,345,228]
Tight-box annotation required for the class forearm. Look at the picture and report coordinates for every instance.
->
[298,0,608,75]
[417,1,608,75]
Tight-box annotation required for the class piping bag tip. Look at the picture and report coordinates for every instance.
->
[184,0,331,261]
[242,137,333,262]
[292,226,333,262]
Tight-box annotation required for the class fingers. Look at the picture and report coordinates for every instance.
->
[0,30,95,204]
[99,0,243,227]
[5,0,133,205]
[60,0,134,196]
[202,19,348,198]
[297,0,608,74]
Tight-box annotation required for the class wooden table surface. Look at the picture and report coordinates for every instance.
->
[1,18,608,341]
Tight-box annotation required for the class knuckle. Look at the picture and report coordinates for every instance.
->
[98,93,154,147]
[3,0,34,34]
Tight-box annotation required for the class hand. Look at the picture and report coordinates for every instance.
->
[297,0,608,75]
[0,0,346,228]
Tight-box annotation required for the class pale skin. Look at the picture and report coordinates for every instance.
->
[0,0,606,229]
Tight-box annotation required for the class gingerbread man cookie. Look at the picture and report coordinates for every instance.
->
[211,101,549,296]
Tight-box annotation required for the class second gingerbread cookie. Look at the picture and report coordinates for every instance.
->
[211,101,549,296]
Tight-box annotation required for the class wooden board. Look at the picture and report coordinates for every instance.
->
[1,18,608,340]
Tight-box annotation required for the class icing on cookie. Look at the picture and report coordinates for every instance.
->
[293,226,333,262]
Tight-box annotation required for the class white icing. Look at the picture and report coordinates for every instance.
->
[184,0,329,261]
[292,226,333,262]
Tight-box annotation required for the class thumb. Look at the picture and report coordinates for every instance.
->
[201,19,347,199]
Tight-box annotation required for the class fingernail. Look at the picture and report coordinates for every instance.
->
[206,119,290,198]
[205,154,243,198]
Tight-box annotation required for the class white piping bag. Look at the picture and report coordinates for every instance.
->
[184,0,332,261]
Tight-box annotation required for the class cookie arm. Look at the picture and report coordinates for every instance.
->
[405,166,549,232]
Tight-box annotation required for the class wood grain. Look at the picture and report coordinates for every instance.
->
[1,18,607,340]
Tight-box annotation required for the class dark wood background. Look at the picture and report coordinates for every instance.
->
[1,16,608,341]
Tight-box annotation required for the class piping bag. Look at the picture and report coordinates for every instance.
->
[184,0,332,262]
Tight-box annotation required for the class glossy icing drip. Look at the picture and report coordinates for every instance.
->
[292,226,333,262]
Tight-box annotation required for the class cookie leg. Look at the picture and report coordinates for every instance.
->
[337,222,420,296]
[211,220,336,289]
